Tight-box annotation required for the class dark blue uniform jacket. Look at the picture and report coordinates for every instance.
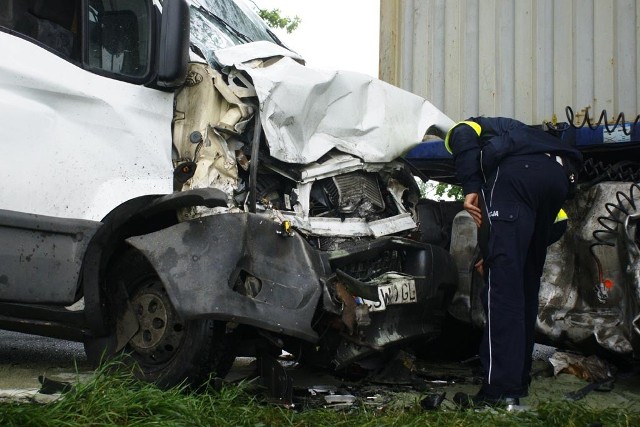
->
[449,117,583,195]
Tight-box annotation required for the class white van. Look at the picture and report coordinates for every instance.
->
[0,0,461,387]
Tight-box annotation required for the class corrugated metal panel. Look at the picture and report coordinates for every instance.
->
[379,0,640,125]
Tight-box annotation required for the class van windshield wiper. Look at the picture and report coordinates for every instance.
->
[264,27,286,48]
[190,42,207,60]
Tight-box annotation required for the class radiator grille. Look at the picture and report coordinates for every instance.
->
[330,172,384,213]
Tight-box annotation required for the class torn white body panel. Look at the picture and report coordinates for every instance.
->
[216,42,454,164]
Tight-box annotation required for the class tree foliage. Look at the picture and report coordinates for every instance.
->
[434,183,463,200]
[417,180,463,201]
[258,8,301,33]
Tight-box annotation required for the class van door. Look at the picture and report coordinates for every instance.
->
[0,0,173,303]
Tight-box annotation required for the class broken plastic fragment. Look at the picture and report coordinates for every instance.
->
[324,394,356,404]
[308,385,337,396]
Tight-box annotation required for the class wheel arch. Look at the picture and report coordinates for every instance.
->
[82,188,228,337]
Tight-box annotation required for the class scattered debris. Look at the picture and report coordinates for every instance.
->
[548,352,614,382]
[548,351,617,401]
[0,388,41,404]
[564,378,616,401]
[38,375,73,395]
[420,392,446,410]
[308,385,337,396]
[324,394,356,406]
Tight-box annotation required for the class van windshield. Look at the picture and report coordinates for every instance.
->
[188,0,285,66]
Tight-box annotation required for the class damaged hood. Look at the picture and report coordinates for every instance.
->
[215,42,454,164]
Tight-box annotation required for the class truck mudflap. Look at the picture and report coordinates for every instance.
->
[125,212,327,342]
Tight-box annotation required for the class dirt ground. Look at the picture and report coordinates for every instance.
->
[0,330,639,410]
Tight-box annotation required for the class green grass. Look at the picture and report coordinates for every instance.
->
[0,362,638,427]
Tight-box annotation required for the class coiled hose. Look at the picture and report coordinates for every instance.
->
[556,106,640,135]
[589,183,640,302]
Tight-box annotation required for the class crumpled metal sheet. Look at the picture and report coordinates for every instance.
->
[126,212,325,342]
[215,42,454,164]
[173,62,253,219]
[448,181,640,355]
[538,182,640,355]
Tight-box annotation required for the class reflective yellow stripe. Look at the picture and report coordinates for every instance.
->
[444,121,482,153]
[555,208,568,223]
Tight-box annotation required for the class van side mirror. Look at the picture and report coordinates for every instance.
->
[157,0,190,88]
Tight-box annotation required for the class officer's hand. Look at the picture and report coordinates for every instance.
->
[464,192,482,227]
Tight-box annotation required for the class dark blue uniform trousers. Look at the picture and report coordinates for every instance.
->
[478,153,568,398]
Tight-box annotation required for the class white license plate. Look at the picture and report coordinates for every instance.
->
[362,279,417,312]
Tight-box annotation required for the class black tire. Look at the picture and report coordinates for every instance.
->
[88,249,235,388]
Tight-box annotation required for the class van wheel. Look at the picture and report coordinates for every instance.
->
[87,249,236,388]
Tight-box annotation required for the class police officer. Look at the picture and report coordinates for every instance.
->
[445,117,582,406]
